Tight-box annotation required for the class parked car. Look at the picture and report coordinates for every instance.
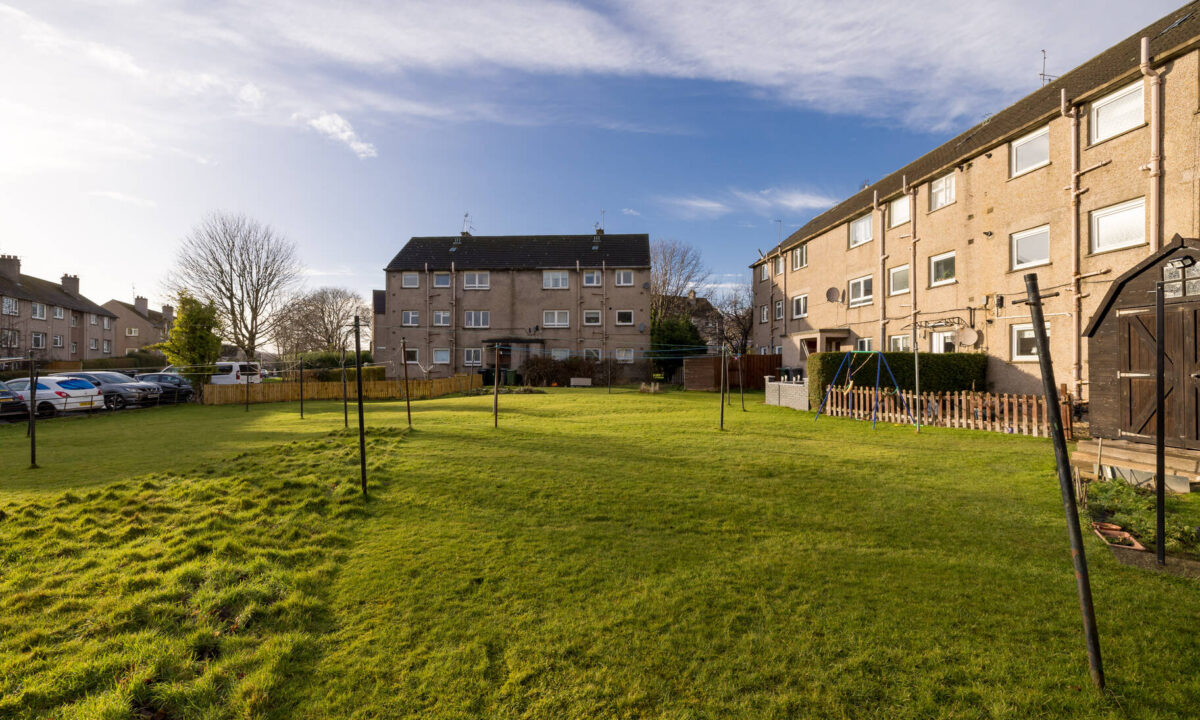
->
[0,380,29,418]
[209,362,262,385]
[135,373,195,404]
[51,371,161,409]
[5,377,102,417]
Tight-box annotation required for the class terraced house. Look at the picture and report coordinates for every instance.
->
[752,3,1200,398]
[379,231,651,379]
[0,255,116,362]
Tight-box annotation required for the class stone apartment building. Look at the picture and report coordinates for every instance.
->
[0,255,116,362]
[378,232,652,379]
[101,296,175,356]
[752,3,1200,399]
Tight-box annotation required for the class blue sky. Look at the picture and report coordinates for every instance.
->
[0,0,1179,307]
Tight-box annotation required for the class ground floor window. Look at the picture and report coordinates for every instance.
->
[31,332,45,349]
[1011,323,1049,361]
[52,334,63,348]
[855,337,872,351]
[772,345,782,355]
[464,348,482,366]
[615,348,634,363]
[931,330,956,353]
[888,334,911,352]
[550,348,570,360]
[404,348,419,363]
[584,348,601,361]
[433,348,450,364]
[70,341,77,354]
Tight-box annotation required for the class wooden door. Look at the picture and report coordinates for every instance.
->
[1119,304,1200,449]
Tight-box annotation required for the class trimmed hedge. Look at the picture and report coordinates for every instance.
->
[807,351,988,407]
[305,365,385,382]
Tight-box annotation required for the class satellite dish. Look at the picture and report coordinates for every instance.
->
[824,287,842,303]
[642,281,650,290]
[959,327,980,347]
[638,322,647,332]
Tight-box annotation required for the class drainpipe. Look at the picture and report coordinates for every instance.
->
[425,262,432,373]
[875,190,887,349]
[905,174,921,431]
[1062,89,1084,400]
[450,261,457,372]
[1141,36,1164,252]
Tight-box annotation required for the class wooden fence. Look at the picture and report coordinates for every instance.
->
[683,354,781,391]
[820,385,1073,439]
[201,373,483,405]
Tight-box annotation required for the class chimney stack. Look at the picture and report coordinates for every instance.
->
[162,304,175,327]
[595,227,605,236]
[61,274,79,295]
[134,296,149,315]
[688,289,696,301]
[0,255,19,280]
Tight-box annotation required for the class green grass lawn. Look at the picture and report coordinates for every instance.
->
[2,390,1199,719]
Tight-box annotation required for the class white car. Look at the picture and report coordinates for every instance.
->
[5,376,103,417]
[162,361,262,385]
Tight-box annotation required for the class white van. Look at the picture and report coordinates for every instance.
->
[209,362,262,385]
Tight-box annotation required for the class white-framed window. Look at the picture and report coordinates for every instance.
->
[759,305,769,323]
[102,340,110,354]
[931,330,956,353]
[52,306,64,319]
[1010,126,1050,177]
[464,348,482,366]
[0,329,17,348]
[774,300,783,320]
[888,334,911,352]
[401,272,419,288]
[433,272,451,288]
[772,345,782,355]
[1090,198,1145,253]
[929,251,956,287]
[464,310,489,328]
[1011,323,1049,362]
[792,294,808,318]
[550,348,570,361]
[70,341,77,354]
[52,334,63,348]
[615,348,634,364]
[401,310,419,326]
[125,327,139,337]
[583,348,601,361]
[433,310,450,326]
[856,337,872,352]
[1090,81,1143,145]
[543,310,570,328]
[889,265,910,295]
[615,310,634,326]
[543,270,569,289]
[103,316,110,330]
[760,263,769,281]
[849,213,873,248]
[70,313,77,327]
[404,348,419,364]
[433,348,450,364]
[1,297,17,316]
[792,245,807,270]
[89,338,98,350]
[1011,225,1051,270]
[89,313,97,325]
[31,302,46,320]
[583,309,602,326]
[583,269,602,286]
[848,275,873,308]
[31,332,45,349]
[889,195,910,227]
[759,346,768,355]
[464,271,490,290]
[929,172,955,211]
[774,257,784,275]
[615,270,634,286]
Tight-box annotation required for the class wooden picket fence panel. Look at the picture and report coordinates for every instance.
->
[202,374,483,405]
[821,386,1066,438]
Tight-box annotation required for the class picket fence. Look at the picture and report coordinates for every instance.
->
[821,385,1071,439]
[202,374,483,405]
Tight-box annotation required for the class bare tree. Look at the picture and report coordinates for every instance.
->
[299,287,369,352]
[714,283,754,356]
[170,212,302,359]
[650,238,711,319]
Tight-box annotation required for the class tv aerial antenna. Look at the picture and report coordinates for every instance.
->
[462,212,475,234]
[1039,50,1059,87]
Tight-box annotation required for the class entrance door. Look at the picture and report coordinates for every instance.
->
[1119,304,1200,449]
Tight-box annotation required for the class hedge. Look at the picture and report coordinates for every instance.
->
[807,351,989,407]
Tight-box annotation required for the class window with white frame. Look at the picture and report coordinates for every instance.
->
[90,338,98,350]
[464,271,490,289]
[792,294,808,318]
[849,214,873,247]
[583,309,602,325]
[760,263,769,281]
[102,340,110,354]
[615,310,634,325]
[848,275,873,307]
[70,313,77,327]
[89,313,97,325]
[543,270,569,289]
[1090,198,1145,253]
[931,330,956,353]
[31,302,46,320]
[464,310,489,328]
[464,348,482,366]
[543,310,569,328]
[103,316,110,330]
[126,327,139,336]
[772,345,782,355]
[52,334,63,348]
[0,329,16,347]
[433,272,450,288]
[1011,323,1049,361]
[52,306,64,319]
[889,195,910,227]
[888,334,911,352]
[433,310,450,326]
[2,297,17,316]
[1089,81,1143,144]
[1010,126,1050,177]
[774,299,783,320]
[583,348,601,361]
[759,305,768,323]
[615,348,634,363]
[759,346,768,355]
[774,257,784,275]
[404,348,419,364]
[401,310,419,326]
[31,332,45,349]
[70,341,77,354]
[401,272,419,288]
[550,348,570,361]
[1011,225,1051,270]
[433,348,450,364]
[792,245,807,270]
[856,337,872,351]
[583,269,602,286]
[615,270,634,286]
[929,251,956,286]
[929,172,955,211]
[889,265,910,295]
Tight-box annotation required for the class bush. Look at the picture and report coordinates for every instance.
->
[296,350,372,370]
[308,366,385,382]
[1088,479,1200,555]
[807,351,988,407]
[519,356,620,386]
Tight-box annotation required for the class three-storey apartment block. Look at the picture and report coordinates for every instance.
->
[102,296,175,356]
[0,255,116,362]
[752,3,1200,399]
[379,231,651,379]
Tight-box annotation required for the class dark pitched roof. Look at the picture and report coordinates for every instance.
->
[111,300,166,325]
[0,273,115,317]
[372,289,386,315]
[386,234,651,271]
[758,2,1200,264]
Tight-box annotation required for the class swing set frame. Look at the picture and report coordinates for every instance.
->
[814,350,916,429]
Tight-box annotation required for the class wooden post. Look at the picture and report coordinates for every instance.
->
[400,337,413,430]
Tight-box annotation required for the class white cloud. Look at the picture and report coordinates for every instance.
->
[659,196,733,219]
[300,112,377,159]
[621,208,640,216]
[87,190,157,208]
[660,187,836,219]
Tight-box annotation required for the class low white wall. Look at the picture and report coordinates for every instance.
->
[764,378,809,411]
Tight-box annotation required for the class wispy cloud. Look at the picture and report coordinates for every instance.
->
[87,190,156,208]
[620,208,640,216]
[659,187,836,219]
[659,196,732,220]
[300,112,377,159]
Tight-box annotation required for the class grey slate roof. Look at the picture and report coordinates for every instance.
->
[386,234,651,271]
[0,274,115,317]
[372,289,385,315]
[111,300,166,326]
[758,1,1200,264]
